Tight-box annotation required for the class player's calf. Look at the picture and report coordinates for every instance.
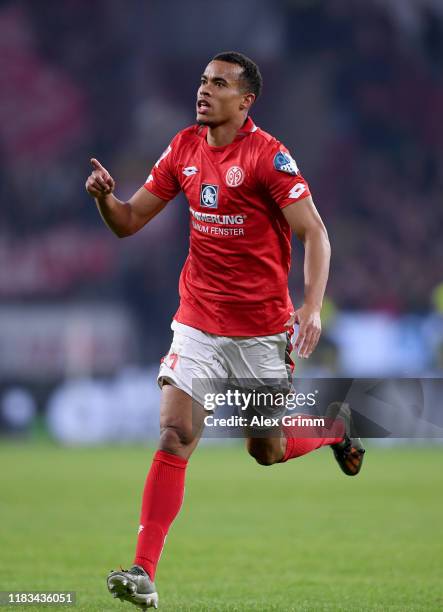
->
[158,424,196,458]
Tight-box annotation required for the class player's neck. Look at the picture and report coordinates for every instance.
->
[206,114,248,147]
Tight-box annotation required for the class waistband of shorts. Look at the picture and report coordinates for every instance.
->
[171,320,213,342]
[171,319,288,342]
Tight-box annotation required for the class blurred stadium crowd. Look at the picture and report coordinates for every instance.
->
[1,1,442,438]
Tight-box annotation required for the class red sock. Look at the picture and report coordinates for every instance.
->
[134,450,187,579]
[280,418,344,462]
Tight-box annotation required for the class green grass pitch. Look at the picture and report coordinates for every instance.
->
[1,442,442,611]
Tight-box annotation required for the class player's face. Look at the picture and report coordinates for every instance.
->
[196,61,252,127]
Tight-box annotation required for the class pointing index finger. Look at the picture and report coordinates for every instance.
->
[91,158,105,172]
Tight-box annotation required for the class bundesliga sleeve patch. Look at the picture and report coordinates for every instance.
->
[273,151,299,176]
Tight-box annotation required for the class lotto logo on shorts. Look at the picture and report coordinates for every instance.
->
[200,183,218,208]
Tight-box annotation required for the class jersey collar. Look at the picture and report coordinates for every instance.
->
[199,116,257,150]
[238,116,257,135]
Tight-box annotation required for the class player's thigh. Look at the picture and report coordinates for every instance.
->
[158,324,228,403]
[159,382,206,449]
[231,333,291,462]
[227,331,293,382]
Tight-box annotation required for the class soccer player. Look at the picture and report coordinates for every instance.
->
[85,51,365,609]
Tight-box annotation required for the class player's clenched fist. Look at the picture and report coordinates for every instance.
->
[85,158,115,197]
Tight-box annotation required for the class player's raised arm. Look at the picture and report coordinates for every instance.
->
[282,195,331,359]
[85,158,168,238]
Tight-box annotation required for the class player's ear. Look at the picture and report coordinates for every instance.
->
[240,93,256,111]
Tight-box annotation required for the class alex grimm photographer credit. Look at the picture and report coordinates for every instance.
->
[2,2,443,611]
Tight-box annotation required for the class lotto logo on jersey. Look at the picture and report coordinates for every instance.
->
[200,183,219,208]
[274,151,299,176]
[183,166,198,176]
[288,182,307,199]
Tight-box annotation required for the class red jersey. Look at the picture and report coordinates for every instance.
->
[144,116,311,336]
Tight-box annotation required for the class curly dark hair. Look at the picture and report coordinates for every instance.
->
[212,51,263,99]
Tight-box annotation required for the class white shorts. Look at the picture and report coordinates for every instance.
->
[158,321,294,406]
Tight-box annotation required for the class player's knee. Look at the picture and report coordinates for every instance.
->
[159,425,195,453]
[247,444,279,466]
[253,454,276,466]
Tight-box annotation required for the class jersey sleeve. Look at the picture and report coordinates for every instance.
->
[143,135,181,202]
[257,141,311,209]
